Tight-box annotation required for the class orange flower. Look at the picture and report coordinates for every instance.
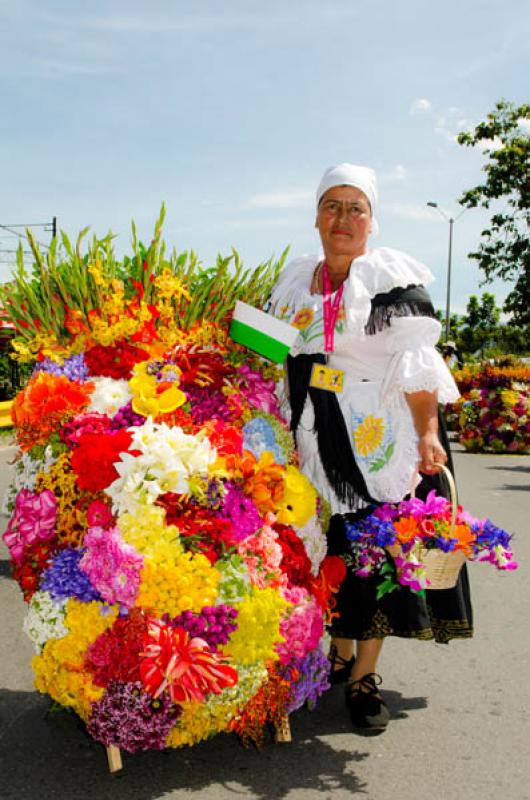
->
[393,516,420,544]
[451,523,475,556]
[12,373,94,451]
[241,451,286,515]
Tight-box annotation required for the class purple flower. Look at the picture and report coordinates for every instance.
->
[87,680,181,752]
[33,354,90,383]
[218,482,262,542]
[166,605,238,651]
[186,387,232,424]
[109,401,146,430]
[399,490,449,520]
[281,649,331,713]
[39,548,101,602]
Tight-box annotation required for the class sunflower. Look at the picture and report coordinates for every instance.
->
[353,415,385,457]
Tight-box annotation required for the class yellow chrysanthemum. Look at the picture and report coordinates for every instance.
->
[353,414,385,457]
[275,465,317,528]
[32,600,118,719]
[136,552,220,617]
[223,587,290,664]
[118,504,183,564]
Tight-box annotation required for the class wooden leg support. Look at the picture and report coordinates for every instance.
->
[274,713,292,743]
[106,745,123,773]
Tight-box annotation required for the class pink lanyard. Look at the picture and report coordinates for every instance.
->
[322,262,344,353]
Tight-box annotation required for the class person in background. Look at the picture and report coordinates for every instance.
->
[441,341,464,370]
[268,163,473,732]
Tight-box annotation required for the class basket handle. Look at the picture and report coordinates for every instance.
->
[411,463,457,537]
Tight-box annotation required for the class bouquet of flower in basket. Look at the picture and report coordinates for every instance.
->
[450,364,530,454]
[1,209,344,753]
[344,489,518,598]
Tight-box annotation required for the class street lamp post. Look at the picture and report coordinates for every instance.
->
[427,202,466,343]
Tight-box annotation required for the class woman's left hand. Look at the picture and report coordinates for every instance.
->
[417,431,447,475]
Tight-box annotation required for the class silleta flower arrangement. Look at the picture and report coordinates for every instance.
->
[1,209,342,754]
[345,489,518,597]
[449,364,530,454]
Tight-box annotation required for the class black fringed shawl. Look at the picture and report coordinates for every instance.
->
[286,283,437,507]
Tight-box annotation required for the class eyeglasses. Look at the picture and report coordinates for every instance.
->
[319,199,370,218]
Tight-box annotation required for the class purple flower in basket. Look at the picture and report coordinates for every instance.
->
[399,490,449,520]
[393,553,429,593]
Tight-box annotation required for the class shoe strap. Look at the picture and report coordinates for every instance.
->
[328,644,353,670]
[348,673,383,695]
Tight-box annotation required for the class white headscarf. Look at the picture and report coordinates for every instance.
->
[316,163,379,235]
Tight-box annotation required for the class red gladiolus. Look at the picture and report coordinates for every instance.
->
[140,621,238,703]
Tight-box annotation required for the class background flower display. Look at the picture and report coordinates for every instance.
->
[1,210,340,753]
[447,364,530,453]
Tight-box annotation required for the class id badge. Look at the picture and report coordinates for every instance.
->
[309,364,344,393]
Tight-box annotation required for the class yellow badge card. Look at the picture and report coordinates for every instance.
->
[309,364,344,393]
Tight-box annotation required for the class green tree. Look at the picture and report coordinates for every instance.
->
[457,100,530,324]
[458,292,501,356]
[434,309,462,342]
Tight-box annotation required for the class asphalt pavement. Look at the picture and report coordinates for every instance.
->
[0,438,529,800]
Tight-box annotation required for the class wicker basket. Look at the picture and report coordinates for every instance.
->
[387,464,465,590]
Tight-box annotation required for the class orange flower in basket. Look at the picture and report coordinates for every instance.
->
[12,373,94,451]
[451,524,475,556]
[393,516,420,545]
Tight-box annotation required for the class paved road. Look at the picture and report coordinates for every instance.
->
[0,440,529,800]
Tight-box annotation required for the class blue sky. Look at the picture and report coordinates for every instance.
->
[1,0,529,315]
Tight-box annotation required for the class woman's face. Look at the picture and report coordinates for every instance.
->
[315,185,372,260]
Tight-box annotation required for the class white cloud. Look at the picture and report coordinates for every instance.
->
[517,117,530,134]
[248,190,313,209]
[382,164,406,182]
[385,203,438,221]
[410,98,432,115]
[480,137,504,151]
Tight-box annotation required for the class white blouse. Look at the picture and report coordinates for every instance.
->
[269,248,460,514]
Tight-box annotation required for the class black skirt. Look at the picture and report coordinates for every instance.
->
[327,427,474,645]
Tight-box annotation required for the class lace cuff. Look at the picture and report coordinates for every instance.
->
[381,317,459,405]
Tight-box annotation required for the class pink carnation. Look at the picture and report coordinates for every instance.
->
[237,524,284,588]
[3,489,57,563]
[79,525,143,607]
[276,586,324,664]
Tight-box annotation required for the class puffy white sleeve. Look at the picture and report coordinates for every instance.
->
[381,316,460,405]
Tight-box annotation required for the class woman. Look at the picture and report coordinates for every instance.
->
[268,163,473,732]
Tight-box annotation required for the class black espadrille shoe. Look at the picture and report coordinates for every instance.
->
[345,673,390,731]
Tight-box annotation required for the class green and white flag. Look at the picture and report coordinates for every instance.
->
[230,301,299,363]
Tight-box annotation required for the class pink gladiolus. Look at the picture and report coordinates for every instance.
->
[3,489,57,563]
